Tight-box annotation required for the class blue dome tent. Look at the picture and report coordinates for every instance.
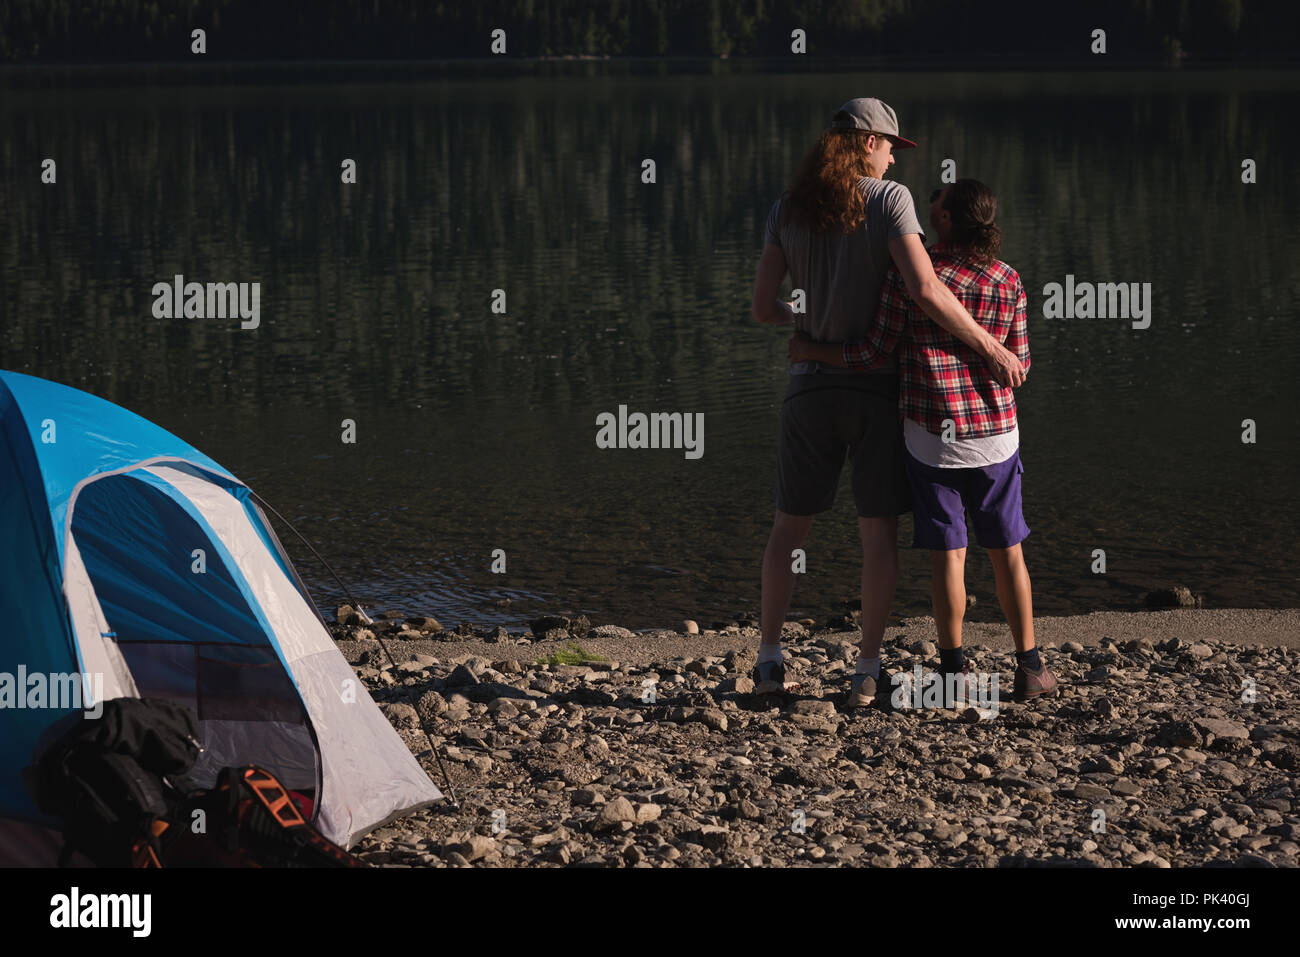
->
[0,370,440,864]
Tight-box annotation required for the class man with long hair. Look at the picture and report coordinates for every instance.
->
[751,99,1024,707]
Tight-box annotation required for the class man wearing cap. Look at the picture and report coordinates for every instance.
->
[750,97,1025,707]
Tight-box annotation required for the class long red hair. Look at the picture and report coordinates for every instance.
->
[784,129,874,234]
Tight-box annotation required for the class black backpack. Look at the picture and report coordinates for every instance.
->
[28,698,361,867]
[27,697,201,867]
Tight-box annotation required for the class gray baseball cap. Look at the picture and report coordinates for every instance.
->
[831,97,917,149]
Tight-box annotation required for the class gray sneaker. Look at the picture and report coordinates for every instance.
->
[752,659,787,697]
[846,672,877,709]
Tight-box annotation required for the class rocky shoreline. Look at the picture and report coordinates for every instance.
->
[332,610,1299,868]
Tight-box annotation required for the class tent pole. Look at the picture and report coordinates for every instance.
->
[247,492,376,622]
[372,632,462,810]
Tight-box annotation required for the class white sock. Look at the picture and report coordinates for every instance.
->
[855,655,881,679]
[758,643,783,665]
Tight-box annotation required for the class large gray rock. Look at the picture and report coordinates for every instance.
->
[378,702,419,729]
[791,699,836,716]
[1155,720,1202,747]
[445,664,480,688]
[451,835,496,862]
[595,797,638,829]
[692,709,728,732]
[1144,586,1201,608]
[415,690,447,720]
[336,604,371,627]
[1072,783,1112,800]
[717,676,755,695]
[692,825,737,851]
[530,615,571,636]
[1193,717,1249,742]
[589,624,637,640]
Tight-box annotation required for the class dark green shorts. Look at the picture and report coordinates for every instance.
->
[775,373,911,518]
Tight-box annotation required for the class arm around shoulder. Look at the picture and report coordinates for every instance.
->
[887,234,1026,387]
[887,233,995,357]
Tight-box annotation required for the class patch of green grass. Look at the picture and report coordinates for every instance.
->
[537,642,607,666]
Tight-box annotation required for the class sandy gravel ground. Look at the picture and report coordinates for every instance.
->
[330,608,1299,868]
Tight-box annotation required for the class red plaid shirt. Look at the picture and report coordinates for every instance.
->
[843,243,1029,439]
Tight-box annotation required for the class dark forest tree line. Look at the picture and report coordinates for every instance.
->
[0,0,1292,65]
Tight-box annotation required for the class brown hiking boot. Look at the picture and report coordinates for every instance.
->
[942,663,979,708]
[1014,662,1058,701]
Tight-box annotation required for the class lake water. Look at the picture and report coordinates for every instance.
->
[2,64,1297,629]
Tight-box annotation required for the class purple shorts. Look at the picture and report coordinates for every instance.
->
[904,449,1030,551]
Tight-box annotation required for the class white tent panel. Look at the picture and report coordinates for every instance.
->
[62,535,139,703]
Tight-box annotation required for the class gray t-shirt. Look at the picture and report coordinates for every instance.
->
[764,176,924,374]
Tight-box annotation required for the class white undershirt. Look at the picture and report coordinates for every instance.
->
[904,417,1019,469]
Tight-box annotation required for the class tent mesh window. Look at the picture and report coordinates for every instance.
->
[70,472,320,795]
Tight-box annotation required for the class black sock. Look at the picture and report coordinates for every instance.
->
[939,646,966,674]
[1017,647,1042,670]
